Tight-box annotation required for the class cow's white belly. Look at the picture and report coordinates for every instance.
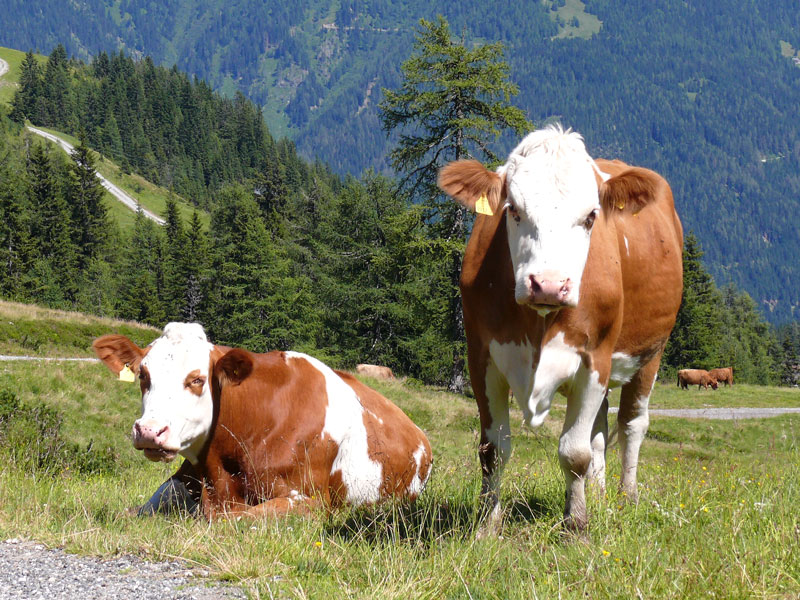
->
[609,352,641,388]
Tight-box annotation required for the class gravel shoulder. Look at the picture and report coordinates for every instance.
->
[0,538,245,600]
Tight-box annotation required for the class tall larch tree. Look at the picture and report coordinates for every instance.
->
[379,16,531,391]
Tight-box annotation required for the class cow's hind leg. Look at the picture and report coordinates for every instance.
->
[617,355,660,501]
[476,359,511,537]
[587,392,609,494]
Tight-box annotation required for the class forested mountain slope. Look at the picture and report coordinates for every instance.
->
[1,0,798,322]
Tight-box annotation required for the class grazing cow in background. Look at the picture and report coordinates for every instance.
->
[93,323,432,519]
[709,367,733,387]
[438,125,683,531]
[678,369,718,390]
[356,364,396,380]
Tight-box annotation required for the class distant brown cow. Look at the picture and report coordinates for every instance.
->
[709,367,733,387]
[356,364,395,380]
[678,369,718,390]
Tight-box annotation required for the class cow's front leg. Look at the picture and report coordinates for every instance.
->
[138,460,201,516]
[559,361,609,531]
[476,359,511,537]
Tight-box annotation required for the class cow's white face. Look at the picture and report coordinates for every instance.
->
[134,323,215,463]
[501,129,601,314]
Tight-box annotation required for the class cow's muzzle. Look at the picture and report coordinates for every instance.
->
[521,273,574,308]
[132,419,179,462]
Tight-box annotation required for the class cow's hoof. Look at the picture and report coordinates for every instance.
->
[562,512,588,533]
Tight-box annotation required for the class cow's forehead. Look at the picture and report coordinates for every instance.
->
[142,323,213,375]
[504,126,599,214]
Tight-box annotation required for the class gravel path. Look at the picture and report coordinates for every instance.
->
[0,57,9,78]
[0,538,246,600]
[25,126,166,225]
[607,406,800,420]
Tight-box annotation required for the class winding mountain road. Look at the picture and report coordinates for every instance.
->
[1,55,164,225]
[25,126,165,225]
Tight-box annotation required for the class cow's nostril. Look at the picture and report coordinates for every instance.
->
[155,425,170,442]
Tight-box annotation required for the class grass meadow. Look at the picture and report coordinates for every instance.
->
[0,301,798,599]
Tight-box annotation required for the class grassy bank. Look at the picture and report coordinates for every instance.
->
[0,305,799,598]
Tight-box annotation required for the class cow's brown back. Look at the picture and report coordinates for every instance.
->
[709,367,733,386]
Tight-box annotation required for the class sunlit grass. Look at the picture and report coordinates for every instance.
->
[1,308,799,597]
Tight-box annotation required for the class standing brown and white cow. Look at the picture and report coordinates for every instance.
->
[93,323,432,519]
[438,125,683,531]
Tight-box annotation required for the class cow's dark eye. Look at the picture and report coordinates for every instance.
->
[583,209,598,230]
[506,203,521,223]
[192,378,204,387]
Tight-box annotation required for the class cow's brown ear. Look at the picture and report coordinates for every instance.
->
[599,167,670,216]
[438,159,505,216]
[92,334,146,376]
[215,348,254,387]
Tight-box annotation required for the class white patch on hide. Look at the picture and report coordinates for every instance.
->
[286,352,383,505]
[502,125,601,307]
[526,332,582,427]
[407,442,430,496]
[609,352,641,388]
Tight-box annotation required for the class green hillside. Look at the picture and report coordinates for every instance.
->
[0,47,206,234]
[0,1,798,322]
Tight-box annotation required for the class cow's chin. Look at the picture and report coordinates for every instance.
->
[141,447,179,462]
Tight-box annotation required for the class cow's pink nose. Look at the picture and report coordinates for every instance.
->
[529,273,572,305]
[133,420,170,448]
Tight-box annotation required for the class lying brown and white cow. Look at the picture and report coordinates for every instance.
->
[708,367,733,387]
[678,368,718,390]
[356,364,396,380]
[93,323,432,519]
[438,125,683,531]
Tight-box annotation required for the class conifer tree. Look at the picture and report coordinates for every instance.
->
[379,16,530,391]
[43,45,73,129]
[205,186,318,352]
[10,51,43,123]
[26,143,79,303]
[0,149,33,299]
[66,131,110,269]
[663,233,722,372]
[182,211,210,322]
[161,197,186,320]
[116,209,166,324]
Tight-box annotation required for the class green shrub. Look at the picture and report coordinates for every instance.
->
[0,388,118,475]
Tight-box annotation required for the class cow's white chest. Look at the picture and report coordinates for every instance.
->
[285,352,383,504]
[488,338,536,402]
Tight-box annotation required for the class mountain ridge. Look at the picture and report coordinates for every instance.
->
[0,1,798,322]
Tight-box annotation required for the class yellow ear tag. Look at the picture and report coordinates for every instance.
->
[475,194,494,216]
[119,364,135,383]
[616,199,626,210]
